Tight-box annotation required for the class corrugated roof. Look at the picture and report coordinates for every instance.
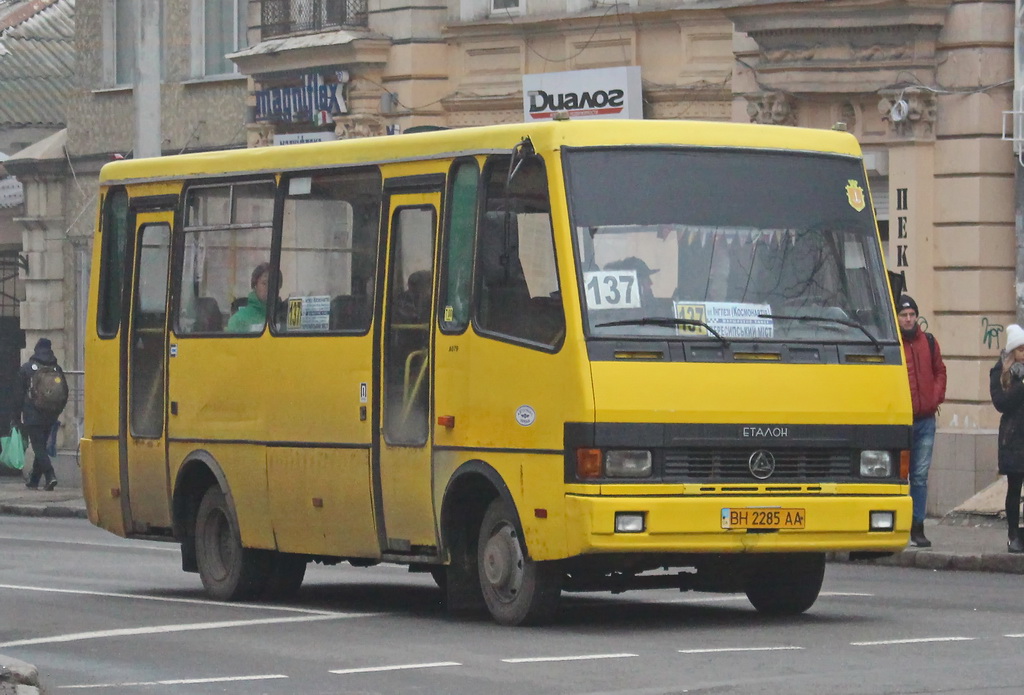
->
[0,0,75,127]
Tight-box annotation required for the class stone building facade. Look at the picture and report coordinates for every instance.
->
[8,0,1018,514]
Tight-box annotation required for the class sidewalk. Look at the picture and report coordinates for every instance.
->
[0,455,86,519]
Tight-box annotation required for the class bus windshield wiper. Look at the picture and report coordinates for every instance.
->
[758,313,880,350]
[594,317,730,346]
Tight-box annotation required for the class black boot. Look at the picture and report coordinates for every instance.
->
[910,520,931,548]
[1008,528,1024,554]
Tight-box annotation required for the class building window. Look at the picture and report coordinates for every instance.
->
[192,0,246,77]
[114,0,136,85]
[104,0,167,86]
[261,0,368,38]
[491,0,522,14]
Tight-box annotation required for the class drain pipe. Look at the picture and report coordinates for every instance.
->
[1015,0,1024,320]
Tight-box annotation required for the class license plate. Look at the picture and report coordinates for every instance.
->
[721,507,805,530]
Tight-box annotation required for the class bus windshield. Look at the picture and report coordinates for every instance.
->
[564,147,896,344]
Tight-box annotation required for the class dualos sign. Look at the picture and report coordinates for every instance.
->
[522,66,643,121]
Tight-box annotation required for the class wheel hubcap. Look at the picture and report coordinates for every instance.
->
[482,524,524,601]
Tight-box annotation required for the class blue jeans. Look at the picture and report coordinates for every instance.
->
[910,416,936,523]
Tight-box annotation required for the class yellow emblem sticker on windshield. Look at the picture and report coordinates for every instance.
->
[846,179,866,212]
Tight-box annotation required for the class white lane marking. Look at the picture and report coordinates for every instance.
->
[0,614,362,648]
[659,591,873,605]
[0,535,176,551]
[1007,634,1024,638]
[657,596,749,604]
[330,662,461,675]
[0,583,356,615]
[59,674,288,689]
[851,636,975,646]
[678,646,803,654]
[502,653,638,663]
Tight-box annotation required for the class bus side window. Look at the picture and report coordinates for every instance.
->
[277,169,382,334]
[440,159,478,333]
[474,155,564,348]
[176,182,275,336]
[97,188,130,338]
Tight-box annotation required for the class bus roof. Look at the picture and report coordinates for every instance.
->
[98,119,863,185]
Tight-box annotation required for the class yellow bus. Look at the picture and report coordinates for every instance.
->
[82,119,911,626]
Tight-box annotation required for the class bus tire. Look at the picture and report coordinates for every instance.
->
[744,552,825,616]
[262,553,307,600]
[194,486,270,601]
[477,498,561,626]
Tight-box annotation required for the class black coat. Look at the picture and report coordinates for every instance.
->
[990,357,1024,475]
[15,344,61,428]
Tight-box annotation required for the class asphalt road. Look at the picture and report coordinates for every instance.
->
[2,516,1024,695]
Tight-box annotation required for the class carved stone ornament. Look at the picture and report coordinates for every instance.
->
[334,114,387,140]
[247,123,275,148]
[745,93,797,126]
[877,90,937,139]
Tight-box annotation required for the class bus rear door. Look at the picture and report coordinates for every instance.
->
[124,208,173,532]
[377,186,441,554]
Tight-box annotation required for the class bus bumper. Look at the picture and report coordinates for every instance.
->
[562,492,911,557]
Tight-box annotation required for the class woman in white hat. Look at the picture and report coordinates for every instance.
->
[990,323,1024,553]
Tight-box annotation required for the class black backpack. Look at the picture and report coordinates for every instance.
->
[28,365,69,415]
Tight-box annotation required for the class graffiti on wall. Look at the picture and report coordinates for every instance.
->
[983,318,1004,349]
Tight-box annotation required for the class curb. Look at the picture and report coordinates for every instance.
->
[831,549,1024,574]
[0,503,87,519]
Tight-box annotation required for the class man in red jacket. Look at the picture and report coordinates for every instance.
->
[897,295,947,547]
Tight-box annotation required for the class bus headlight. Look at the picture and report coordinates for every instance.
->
[615,512,646,533]
[869,511,895,531]
[860,450,893,477]
[605,450,652,478]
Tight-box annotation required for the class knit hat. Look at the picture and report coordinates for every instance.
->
[1006,324,1024,353]
[897,294,918,314]
[35,338,52,351]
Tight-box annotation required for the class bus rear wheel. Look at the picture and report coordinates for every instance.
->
[195,486,270,601]
[477,498,561,626]
[744,552,825,616]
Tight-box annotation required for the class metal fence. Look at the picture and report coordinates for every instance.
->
[261,0,368,38]
[59,369,84,458]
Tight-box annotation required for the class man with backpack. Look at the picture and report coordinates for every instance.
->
[13,338,69,490]
[897,295,947,548]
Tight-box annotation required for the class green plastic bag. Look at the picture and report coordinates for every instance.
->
[0,426,26,471]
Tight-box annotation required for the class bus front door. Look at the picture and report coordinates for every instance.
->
[377,192,440,554]
[123,212,172,533]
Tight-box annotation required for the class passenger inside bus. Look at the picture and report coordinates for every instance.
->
[227,262,273,333]
[193,297,224,332]
[393,270,432,324]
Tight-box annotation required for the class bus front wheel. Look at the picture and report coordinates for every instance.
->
[744,552,825,616]
[477,498,561,626]
[195,486,270,601]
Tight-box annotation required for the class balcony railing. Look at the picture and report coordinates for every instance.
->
[261,0,368,38]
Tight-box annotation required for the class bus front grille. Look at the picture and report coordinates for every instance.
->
[663,448,854,481]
